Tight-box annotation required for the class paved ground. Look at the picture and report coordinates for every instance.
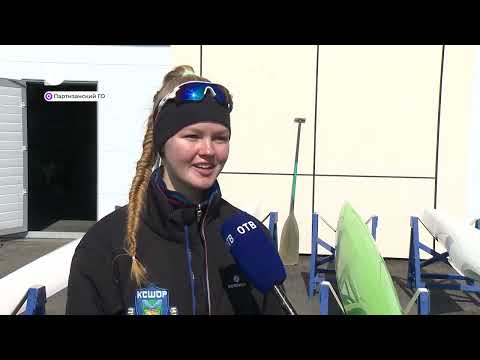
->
[284,256,480,315]
[1,237,479,315]
[42,220,95,233]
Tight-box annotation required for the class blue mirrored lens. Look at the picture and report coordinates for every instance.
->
[175,82,231,110]
[208,84,228,105]
[176,83,207,101]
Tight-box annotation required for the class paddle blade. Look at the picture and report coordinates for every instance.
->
[279,213,299,265]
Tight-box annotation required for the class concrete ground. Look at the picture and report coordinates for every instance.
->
[1,235,479,315]
[284,256,480,315]
[42,220,95,233]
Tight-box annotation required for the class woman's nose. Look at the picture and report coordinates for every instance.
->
[199,139,214,155]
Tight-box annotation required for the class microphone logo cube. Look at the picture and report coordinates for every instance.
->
[226,234,235,246]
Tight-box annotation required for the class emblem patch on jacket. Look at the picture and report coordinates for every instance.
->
[135,285,169,315]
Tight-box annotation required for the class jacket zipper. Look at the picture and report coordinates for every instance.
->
[184,225,196,315]
[196,203,212,315]
[196,204,203,223]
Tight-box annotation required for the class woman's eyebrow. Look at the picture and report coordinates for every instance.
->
[181,128,202,134]
[181,127,229,136]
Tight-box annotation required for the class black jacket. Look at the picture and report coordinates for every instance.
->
[66,175,287,315]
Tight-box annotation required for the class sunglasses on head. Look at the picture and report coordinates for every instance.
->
[157,81,233,113]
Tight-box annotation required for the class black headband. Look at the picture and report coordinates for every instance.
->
[154,95,231,152]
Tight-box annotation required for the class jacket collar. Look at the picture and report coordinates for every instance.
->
[140,167,222,242]
[151,167,220,209]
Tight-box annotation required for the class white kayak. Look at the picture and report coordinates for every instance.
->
[0,238,81,315]
[421,209,480,281]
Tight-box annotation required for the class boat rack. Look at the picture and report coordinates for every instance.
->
[308,212,378,314]
[11,285,46,315]
[261,212,279,249]
[408,216,480,315]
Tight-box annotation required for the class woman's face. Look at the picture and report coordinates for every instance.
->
[162,122,230,201]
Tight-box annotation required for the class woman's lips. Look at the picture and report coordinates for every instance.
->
[192,164,216,177]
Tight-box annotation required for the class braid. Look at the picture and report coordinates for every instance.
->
[125,112,157,286]
[125,65,210,286]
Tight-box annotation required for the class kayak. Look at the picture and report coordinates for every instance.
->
[335,202,403,315]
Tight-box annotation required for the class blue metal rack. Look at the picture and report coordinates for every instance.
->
[12,285,46,315]
[262,212,279,249]
[25,286,47,315]
[408,216,480,314]
[308,212,378,314]
[268,212,279,249]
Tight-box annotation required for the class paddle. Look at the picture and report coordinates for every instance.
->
[279,118,305,266]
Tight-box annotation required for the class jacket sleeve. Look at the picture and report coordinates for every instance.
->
[65,246,123,315]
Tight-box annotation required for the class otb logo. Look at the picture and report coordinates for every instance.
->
[236,221,257,234]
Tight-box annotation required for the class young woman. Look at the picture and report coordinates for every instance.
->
[65,65,287,315]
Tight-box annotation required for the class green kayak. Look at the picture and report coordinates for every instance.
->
[335,202,403,315]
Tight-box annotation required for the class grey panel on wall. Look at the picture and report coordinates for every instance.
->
[0,78,27,236]
[0,114,22,123]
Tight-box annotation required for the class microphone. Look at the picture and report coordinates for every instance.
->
[220,212,297,315]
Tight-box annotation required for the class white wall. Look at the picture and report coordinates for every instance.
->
[0,45,171,219]
[436,46,477,223]
[1,45,477,258]
[468,47,480,220]
[171,45,479,259]
[315,46,440,258]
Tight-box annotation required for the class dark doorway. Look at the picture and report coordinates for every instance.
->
[27,81,97,231]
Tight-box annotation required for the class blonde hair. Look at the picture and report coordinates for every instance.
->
[125,65,211,286]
